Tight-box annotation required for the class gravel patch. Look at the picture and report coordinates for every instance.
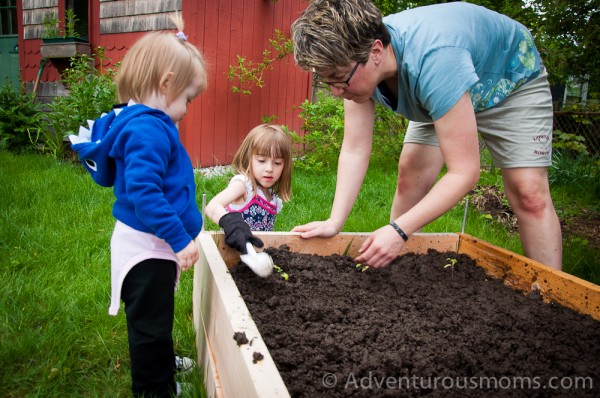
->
[195,165,232,178]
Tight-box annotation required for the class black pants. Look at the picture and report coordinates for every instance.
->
[121,259,177,397]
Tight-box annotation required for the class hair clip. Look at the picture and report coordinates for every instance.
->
[175,31,188,41]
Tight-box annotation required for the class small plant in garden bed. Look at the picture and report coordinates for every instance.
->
[355,263,369,272]
[443,257,457,269]
[273,264,289,281]
[443,257,457,277]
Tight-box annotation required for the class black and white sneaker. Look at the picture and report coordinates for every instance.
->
[175,356,196,375]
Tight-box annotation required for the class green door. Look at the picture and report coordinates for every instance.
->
[0,0,19,89]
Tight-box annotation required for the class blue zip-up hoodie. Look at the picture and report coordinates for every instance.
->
[69,104,202,252]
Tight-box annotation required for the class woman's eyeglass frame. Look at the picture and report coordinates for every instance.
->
[315,61,362,89]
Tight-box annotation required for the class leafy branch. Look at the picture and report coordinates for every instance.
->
[227,29,293,95]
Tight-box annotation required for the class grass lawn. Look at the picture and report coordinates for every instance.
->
[1,151,598,397]
[0,152,201,397]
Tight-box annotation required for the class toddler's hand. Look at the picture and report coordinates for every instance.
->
[176,241,199,272]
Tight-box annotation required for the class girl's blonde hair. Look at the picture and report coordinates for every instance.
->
[231,124,293,202]
[116,15,207,104]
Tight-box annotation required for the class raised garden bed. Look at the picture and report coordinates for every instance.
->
[193,232,600,397]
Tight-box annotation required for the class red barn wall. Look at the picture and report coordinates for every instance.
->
[19,0,311,167]
[179,0,311,167]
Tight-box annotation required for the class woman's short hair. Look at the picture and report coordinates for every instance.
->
[291,0,390,70]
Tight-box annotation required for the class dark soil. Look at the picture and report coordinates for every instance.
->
[231,247,600,397]
[470,185,518,233]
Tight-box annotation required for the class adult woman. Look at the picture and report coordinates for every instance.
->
[291,0,562,270]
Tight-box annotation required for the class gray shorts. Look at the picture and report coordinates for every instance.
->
[404,69,553,168]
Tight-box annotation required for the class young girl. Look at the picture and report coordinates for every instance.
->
[206,124,292,253]
[68,16,206,397]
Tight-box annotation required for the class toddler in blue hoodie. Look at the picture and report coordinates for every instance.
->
[69,15,206,397]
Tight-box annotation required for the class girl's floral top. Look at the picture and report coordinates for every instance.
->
[224,174,283,231]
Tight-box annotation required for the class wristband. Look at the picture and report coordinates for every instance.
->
[389,221,409,241]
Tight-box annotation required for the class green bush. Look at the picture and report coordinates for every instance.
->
[549,150,600,198]
[372,98,406,164]
[0,80,43,153]
[290,90,406,172]
[552,129,589,154]
[31,48,118,158]
[289,91,345,172]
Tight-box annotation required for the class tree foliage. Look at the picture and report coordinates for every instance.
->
[527,0,599,92]
[229,1,597,98]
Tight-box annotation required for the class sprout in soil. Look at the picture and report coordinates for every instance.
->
[444,257,457,277]
[273,264,289,281]
[355,263,369,272]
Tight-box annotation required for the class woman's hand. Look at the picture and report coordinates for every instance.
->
[292,218,340,238]
[355,224,406,268]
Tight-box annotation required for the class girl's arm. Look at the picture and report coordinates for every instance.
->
[205,179,247,225]
[206,178,263,254]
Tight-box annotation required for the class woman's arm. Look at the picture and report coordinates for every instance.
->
[356,93,481,267]
[293,98,376,237]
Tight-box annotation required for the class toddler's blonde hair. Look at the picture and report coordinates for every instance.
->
[116,15,207,104]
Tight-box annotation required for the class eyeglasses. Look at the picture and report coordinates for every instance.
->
[316,61,362,89]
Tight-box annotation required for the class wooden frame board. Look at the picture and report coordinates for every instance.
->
[209,231,459,268]
[193,231,600,397]
[193,232,289,398]
[457,233,600,322]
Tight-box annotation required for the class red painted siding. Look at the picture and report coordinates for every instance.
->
[178,0,312,167]
[19,0,311,167]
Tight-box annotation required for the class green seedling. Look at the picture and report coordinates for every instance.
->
[444,258,458,269]
[355,263,369,272]
[444,258,457,278]
[273,264,289,281]
[343,238,354,256]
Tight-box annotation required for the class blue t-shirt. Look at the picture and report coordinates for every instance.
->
[372,2,542,122]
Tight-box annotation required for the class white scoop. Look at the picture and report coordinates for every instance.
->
[239,242,274,278]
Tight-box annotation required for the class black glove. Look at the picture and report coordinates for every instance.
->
[218,212,264,254]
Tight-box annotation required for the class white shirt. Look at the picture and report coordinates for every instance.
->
[108,221,180,315]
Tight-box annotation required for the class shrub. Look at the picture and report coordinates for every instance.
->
[372,98,406,164]
[30,47,118,158]
[0,80,43,153]
[552,129,589,155]
[289,91,345,172]
[549,150,600,197]
[290,90,406,172]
